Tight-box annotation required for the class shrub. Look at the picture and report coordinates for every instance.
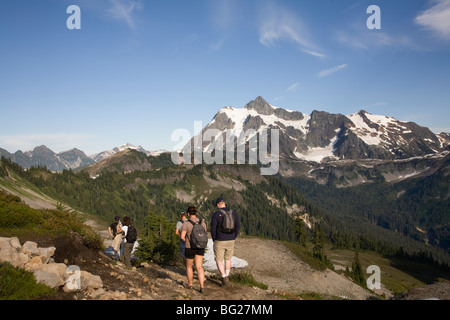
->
[0,262,54,300]
[229,270,268,290]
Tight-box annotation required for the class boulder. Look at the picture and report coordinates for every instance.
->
[1,237,104,294]
[33,263,69,288]
[0,237,30,267]
[21,241,40,257]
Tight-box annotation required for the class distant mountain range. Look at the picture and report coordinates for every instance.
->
[0,143,163,172]
[1,96,449,173]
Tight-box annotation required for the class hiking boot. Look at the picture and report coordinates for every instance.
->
[221,276,229,287]
[184,283,193,290]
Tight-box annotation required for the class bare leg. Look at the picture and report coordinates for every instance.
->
[216,259,226,276]
[225,259,232,276]
[186,258,194,287]
[195,254,205,290]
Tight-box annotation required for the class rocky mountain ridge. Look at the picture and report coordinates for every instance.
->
[197,96,449,163]
[0,145,95,172]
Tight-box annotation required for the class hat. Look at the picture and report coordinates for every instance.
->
[215,197,225,205]
[114,216,120,221]
[179,211,186,217]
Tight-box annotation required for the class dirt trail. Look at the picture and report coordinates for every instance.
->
[234,238,373,300]
[83,213,375,300]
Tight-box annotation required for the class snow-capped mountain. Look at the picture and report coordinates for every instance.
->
[90,143,151,162]
[195,96,449,163]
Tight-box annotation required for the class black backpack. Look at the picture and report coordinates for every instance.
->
[188,220,208,249]
[219,209,235,234]
[126,225,137,243]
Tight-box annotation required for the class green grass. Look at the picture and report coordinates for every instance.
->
[0,262,54,300]
[229,269,268,290]
[0,190,102,250]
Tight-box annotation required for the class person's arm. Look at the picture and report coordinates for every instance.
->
[181,230,187,242]
[211,213,217,241]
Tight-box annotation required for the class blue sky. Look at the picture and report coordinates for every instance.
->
[1,0,449,155]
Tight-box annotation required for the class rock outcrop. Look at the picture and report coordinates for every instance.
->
[0,237,103,292]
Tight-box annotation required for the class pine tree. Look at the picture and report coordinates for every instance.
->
[351,252,366,288]
[294,216,308,248]
[135,207,178,264]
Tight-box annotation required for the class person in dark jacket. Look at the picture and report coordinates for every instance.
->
[210,197,240,286]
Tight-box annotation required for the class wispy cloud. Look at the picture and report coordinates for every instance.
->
[359,102,388,110]
[336,30,395,50]
[415,0,450,40]
[106,0,143,28]
[285,82,300,93]
[316,64,348,78]
[258,2,325,58]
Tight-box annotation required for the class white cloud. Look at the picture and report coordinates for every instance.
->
[258,2,325,58]
[415,0,450,40]
[285,82,300,93]
[316,64,348,78]
[106,0,143,28]
[336,30,396,50]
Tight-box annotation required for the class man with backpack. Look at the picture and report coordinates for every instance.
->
[121,216,137,268]
[210,197,240,286]
[181,206,207,293]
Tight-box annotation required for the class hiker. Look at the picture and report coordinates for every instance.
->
[121,216,137,268]
[180,206,207,293]
[111,216,123,256]
[175,211,188,266]
[210,197,240,286]
[108,216,120,239]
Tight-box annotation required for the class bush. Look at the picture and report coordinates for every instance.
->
[229,270,268,290]
[0,190,102,250]
[0,262,54,300]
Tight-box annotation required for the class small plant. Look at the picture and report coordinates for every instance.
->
[229,269,268,290]
[0,262,54,300]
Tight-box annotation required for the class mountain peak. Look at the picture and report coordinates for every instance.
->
[244,96,275,115]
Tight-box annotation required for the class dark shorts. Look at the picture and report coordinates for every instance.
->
[185,248,205,259]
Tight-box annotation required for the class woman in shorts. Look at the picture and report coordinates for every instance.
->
[181,206,207,293]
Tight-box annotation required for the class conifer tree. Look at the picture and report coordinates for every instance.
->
[351,252,366,288]
[294,217,308,248]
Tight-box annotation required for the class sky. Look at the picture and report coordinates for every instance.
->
[0,0,449,155]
